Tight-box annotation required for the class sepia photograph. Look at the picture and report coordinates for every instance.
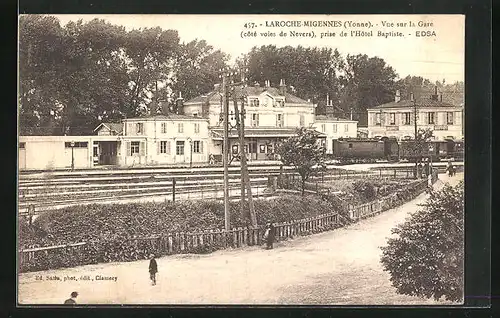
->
[17,14,466,305]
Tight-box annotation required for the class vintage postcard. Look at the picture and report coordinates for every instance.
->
[18,14,466,305]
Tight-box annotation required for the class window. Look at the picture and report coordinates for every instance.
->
[348,143,353,149]
[194,123,200,133]
[136,123,143,134]
[447,112,454,125]
[19,142,25,149]
[375,113,381,125]
[176,141,185,155]
[344,124,349,132]
[93,146,98,157]
[403,113,411,125]
[428,112,436,125]
[251,113,259,127]
[276,114,284,128]
[259,144,266,153]
[299,115,305,127]
[275,99,284,107]
[130,141,140,155]
[249,98,259,107]
[161,123,167,134]
[178,123,184,133]
[160,141,170,154]
[389,113,396,125]
[193,112,198,117]
[193,141,203,153]
[332,124,337,133]
[65,142,88,148]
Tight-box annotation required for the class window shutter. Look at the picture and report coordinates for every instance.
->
[200,141,204,153]
[157,141,160,155]
[126,141,131,156]
[140,142,145,156]
[167,141,171,155]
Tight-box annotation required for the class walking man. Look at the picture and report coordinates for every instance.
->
[149,254,158,286]
[64,291,78,305]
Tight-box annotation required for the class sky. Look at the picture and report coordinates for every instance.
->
[51,14,464,83]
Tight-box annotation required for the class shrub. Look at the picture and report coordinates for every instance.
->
[380,181,464,302]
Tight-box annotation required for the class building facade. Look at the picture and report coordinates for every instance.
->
[312,116,358,154]
[19,80,360,170]
[182,80,326,161]
[367,89,464,141]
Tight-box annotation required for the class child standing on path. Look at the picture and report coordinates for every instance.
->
[149,254,158,286]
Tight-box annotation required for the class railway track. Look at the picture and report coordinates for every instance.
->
[18,163,460,214]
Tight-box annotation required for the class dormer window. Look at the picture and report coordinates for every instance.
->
[249,98,259,107]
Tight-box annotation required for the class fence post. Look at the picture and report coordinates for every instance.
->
[172,177,176,202]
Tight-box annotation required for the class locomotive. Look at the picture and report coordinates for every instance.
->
[330,137,464,163]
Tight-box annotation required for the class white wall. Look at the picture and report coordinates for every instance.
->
[19,137,92,170]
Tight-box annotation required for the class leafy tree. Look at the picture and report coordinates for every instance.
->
[58,18,129,134]
[123,27,180,116]
[339,54,398,125]
[245,45,343,107]
[380,181,464,302]
[18,15,67,135]
[277,127,326,195]
[173,40,229,101]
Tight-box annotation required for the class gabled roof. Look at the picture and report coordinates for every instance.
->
[93,123,123,134]
[123,114,207,121]
[314,115,355,122]
[369,98,459,110]
[184,85,312,105]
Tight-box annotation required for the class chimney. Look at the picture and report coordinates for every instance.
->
[175,92,184,115]
[410,92,414,101]
[326,93,329,106]
[431,85,439,101]
[279,79,286,96]
[395,90,401,102]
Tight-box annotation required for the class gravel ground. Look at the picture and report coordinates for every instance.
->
[18,173,463,305]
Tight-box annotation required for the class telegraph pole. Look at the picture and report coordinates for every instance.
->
[413,93,419,177]
[222,72,230,231]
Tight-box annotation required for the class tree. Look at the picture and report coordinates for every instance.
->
[277,128,327,195]
[18,15,67,135]
[172,39,229,101]
[245,45,343,107]
[380,181,464,302]
[339,54,398,125]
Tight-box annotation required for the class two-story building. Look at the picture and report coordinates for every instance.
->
[117,113,210,166]
[312,115,358,154]
[182,79,325,161]
[367,88,464,141]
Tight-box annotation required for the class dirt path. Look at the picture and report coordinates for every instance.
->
[18,173,463,305]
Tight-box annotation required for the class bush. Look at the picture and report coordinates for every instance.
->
[380,181,464,302]
[352,180,377,201]
[21,194,340,249]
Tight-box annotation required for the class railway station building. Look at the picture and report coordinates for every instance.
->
[19,79,359,170]
[366,88,464,142]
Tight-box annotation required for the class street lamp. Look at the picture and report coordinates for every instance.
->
[187,137,193,168]
[70,141,75,171]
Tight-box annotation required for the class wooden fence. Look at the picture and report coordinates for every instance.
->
[19,212,339,272]
[348,170,437,221]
